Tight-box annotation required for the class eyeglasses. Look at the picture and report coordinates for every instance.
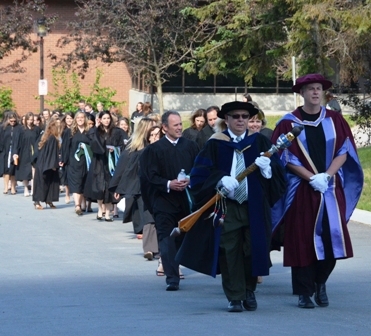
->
[227,114,250,119]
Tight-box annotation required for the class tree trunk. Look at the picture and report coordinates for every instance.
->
[155,72,164,115]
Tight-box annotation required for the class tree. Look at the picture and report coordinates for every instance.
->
[183,0,371,84]
[182,0,294,84]
[53,0,211,114]
[0,0,56,74]
[340,80,371,147]
[44,67,124,112]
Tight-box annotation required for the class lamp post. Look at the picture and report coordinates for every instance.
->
[36,18,47,113]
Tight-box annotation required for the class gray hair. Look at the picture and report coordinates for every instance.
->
[161,110,180,126]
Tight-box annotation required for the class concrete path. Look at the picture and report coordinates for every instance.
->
[1,180,370,335]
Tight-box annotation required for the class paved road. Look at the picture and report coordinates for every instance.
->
[1,181,370,336]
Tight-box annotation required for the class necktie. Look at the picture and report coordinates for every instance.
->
[173,142,176,146]
[234,136,247,204]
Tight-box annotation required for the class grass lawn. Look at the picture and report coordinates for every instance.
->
[357,146,371,211]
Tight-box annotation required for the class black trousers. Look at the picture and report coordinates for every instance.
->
[291,209,336,296]
[154,211,184,285]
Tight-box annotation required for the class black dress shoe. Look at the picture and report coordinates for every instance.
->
[166,283,179,291]
[314,283,329,307]
[243,290,257,311]
[227,300,243,312]
[298,295,315,308]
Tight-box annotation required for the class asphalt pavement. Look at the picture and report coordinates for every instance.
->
[1,180,371,336]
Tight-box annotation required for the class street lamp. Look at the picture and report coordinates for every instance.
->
[35,18,48,113]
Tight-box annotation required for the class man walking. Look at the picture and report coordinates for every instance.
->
[140,111,199,291]
[271,73,363,309]
[179,101,286,312]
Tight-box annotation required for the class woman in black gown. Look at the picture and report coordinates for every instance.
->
[60,112,74,203]
[182,108,206,142]
[0,111,22,195]
[110,118,156,238]
[16,112,41,197]
[32,119,61,209]
[63,112,91,216]
[84,111,123,222]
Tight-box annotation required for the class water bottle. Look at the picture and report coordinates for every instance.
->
[177,169,187,181]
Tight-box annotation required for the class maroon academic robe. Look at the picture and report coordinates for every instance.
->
[271,107,363,267]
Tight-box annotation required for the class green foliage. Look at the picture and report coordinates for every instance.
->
[44,68,125,112]
[88,69,123,110]
[0,87,16,118]
[184,0,371,84]
[340,94,371,146]
[357,146,371,211]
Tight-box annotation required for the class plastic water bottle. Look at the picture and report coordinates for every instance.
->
[177,169,187,181]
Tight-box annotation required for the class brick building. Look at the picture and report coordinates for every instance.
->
[0,0,132,116]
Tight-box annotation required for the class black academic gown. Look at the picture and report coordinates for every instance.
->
[139,136,199,240]
[109,148,153,233]
[182,127,200,142]
[16,126,41,181]
[176,131,286,277]
[63,128,91,194]
[59,128,71,186]
[32,136,60,203]
[84,127,123,203]
[195,124,214,149]
[0,124,22,177]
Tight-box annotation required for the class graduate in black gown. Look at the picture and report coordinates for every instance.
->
[84,111,123,222]
[110,118,158,253]
[182,108,206,142]
[32,119,61,210]
[139,111,199,291]
[15,112,41,197]
[59,112,74,204]
[0,111,22,195]
[62,112,91,216]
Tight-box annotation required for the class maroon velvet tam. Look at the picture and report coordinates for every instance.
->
[292,73,332,93]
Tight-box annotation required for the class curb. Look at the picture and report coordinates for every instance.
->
[351,208,371,226]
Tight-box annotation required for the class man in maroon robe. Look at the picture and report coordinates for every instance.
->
[272,73,363,309]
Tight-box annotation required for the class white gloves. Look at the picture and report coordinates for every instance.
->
[309,173,330,193]
[221,176,239,191]
[220,176,239,198]
[255,155,272,179]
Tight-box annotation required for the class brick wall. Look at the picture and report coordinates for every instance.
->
[0,0,132,117]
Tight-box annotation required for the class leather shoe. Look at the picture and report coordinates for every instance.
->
[227,300,243,312]
[298,295,315,309]
[242,290,257,311]
[314,283,329,307]
[166,283,179,291]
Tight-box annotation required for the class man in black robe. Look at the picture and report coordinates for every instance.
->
[177,101,286,312]
[140,111,199,291]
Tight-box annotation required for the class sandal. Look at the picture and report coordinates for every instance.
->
[179,268,185,280]
[34,202,43,210]
[75,205,83,216]
[156,258,165,276]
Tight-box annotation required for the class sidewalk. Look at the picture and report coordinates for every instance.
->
[351,208,371,226]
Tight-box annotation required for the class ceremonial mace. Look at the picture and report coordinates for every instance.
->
[170,126,303,237]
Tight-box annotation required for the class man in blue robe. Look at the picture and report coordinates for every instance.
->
[177,101,286,312]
